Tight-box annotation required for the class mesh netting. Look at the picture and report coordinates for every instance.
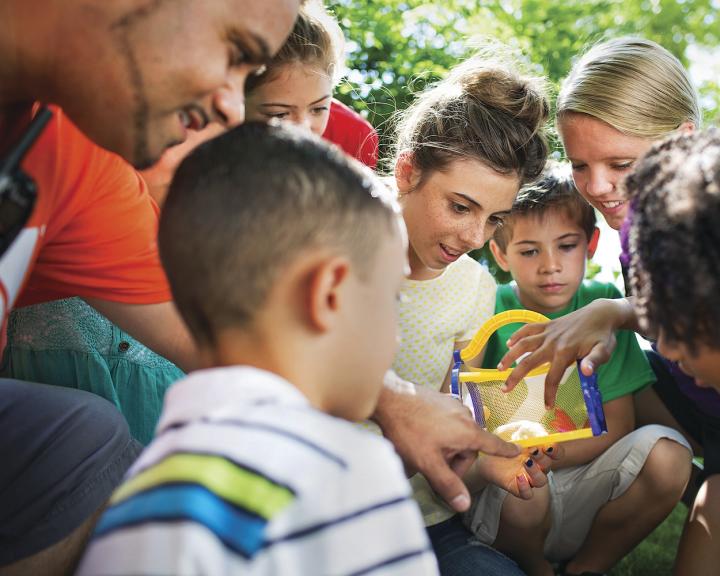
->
[452,310,607,447]
[461,365,594,444]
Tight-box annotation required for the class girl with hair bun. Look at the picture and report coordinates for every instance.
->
[379,49,556,575]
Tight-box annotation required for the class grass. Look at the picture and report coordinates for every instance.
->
[608,503,687,575]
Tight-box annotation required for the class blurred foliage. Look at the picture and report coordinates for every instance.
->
[329,0,720,164]
[327,0,720,284]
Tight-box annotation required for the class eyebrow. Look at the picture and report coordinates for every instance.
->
[453,192,482,208]
[568,155,636,163]
[260,95,332,109]
[228,29,272,64]
[513,232,581,246]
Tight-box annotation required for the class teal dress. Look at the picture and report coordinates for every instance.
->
[1,297,184,444]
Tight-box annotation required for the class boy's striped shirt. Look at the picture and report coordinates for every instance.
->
[77,367,439,575]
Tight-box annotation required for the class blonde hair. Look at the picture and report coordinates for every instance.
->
[245,0,345,92]
[394,51,549,184]
[558,37,701,138]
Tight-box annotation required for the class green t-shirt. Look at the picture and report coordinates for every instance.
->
[482,281,654,403]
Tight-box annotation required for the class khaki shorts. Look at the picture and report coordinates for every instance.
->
[463,424,691,562]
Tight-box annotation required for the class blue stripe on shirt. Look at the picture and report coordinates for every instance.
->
[94,484,270,558]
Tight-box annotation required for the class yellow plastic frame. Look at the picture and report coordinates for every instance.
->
[456,309,595,447]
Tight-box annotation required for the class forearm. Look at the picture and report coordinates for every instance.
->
[553,435,619,469]
[591,297,639,332]
[554,397,634,469]
[85,298,199,372]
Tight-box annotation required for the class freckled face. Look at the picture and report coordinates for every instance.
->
[397,159,519,281]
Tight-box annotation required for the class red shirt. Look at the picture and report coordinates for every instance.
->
[0,106,171,328]
[323,99,379,169]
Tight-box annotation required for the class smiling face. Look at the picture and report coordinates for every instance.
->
[559,113,654,230]
[58,0,298,168]
[396,157,519,281]
[245,62,333,136]
[491,208,591,314]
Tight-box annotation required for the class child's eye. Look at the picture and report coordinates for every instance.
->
[571,163,586,172]
[311,106,329,115]
[264,112,289,120]
[612,161,634,171]
[520,249,538,257]
[451,202,469,214]
[560,243,578,252]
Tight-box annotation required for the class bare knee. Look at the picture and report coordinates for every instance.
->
[690,475,720,528]
[640,437,692,498]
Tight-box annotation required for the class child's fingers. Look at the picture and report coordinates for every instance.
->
[527,448,553,473]
[522,456,548,489]
[542,443,563,461]
[580,339,615,376]
[514,473,533,500]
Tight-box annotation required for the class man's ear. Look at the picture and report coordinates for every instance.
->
[395,151,421,195]
[489,239,511,272]
[307,256,350,332]
[587,227,600,259]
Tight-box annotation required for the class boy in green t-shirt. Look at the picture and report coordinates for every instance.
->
[463,163,692,576]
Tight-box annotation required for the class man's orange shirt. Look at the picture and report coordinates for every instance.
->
[0,106,171,324]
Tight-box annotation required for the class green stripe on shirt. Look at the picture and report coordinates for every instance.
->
[111,452,294,519]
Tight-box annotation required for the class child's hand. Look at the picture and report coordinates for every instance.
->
[374,383,520,513]
[528,443,563,473]
[467,443,561,500]
[497,299,632,407]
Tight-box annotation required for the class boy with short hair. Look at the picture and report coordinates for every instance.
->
[465,163,691,576]
[77,122,439,575]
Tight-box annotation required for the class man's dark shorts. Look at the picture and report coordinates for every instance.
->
[0,379,141,564]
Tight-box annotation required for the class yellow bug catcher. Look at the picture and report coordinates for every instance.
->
[450,309,607,448]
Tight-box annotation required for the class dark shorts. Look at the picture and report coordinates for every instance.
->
[0,379,142,564]
[647,351,720,481]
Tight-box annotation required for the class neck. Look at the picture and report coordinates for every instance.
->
[206,322,334,413]
[407,244,443,281]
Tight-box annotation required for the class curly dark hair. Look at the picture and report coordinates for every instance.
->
[626,127,720,351]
